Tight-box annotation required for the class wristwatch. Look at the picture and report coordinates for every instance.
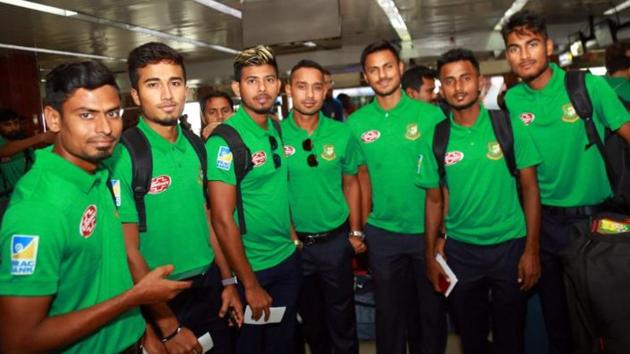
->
[348,230,365,241]
[221,276,238,286]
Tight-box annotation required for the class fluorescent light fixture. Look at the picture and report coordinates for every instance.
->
[494,0,529,31]
[604,0,630,15]
[0,43,126,61]
[0,0,77,16]
[303,41,317,48]
[0,0,238,54]
[193,0,241,19]
[375,0,412,42]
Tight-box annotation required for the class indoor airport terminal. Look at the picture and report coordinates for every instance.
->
[1,0,630,353]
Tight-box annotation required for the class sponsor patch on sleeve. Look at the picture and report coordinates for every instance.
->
[216,146,233,171]
[11,235,39,276]
[417,154,424,174]
[111,179,121,207]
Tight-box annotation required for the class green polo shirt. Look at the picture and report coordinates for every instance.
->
[205,108,295,272]
[106,118,214,280]
[0,149,144,353]
[604,76,630,102]
[282,112,360,233]
[347,91,445,234]
[0,136,28,197]
[416,106,542,245]
[505,63,630,207]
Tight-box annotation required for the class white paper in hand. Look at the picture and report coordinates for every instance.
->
[198,332,214,353]
[435,253,458,297]
[244,306,286,325]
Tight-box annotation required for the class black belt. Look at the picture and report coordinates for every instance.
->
[542,204,601,217]
[119,339,142,354]
[297,222,347,246]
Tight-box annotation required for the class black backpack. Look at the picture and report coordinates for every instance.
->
[432,109,517,186]
[565,70,630,214]
[121,117,208,232]
[208,119,282,235]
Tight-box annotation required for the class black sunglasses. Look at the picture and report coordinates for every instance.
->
[269,136,281,169]
[302,138,318,167]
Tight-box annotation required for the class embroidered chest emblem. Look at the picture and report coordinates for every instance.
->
[361,130,381,143]
[251,151,267,167]
[444,151,464,166]
[561,103,579,123]
[520,112,535,126]
[321,144,336,161]
[149,175,171,194]
[284,145,296,157]
[80,205,97,238]
[405,123,420,141]
[486,141,503,160]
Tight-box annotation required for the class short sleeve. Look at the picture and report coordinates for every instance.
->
[205,136,237,185]
[513,120,543,170]
[589,75,630,131]
[105,145,139,223]
[0,202,65,296]
[342,133,360,175]
[415,140,440,189]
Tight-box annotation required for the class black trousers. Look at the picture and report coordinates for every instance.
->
[299,224,359,354]
[168,263,235,354]
[445,237,527,354]
[536,210,587,354]
[365,224,447,354]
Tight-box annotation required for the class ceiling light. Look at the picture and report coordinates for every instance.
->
[0,0,238,54]
[0,0,76,16]
[0,43,125,61]
[375,0,412,42]
[604,0,630,15]
[193,0,241,19]
[303,41,317,48]
[494,0,529,31]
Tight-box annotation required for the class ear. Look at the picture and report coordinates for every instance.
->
[231,81,241,98]
[546,38,554,56]
[43,106,62,133]
[404,87,416,99]
[285,83,292,98]
[398,60,405,75]
[130,88,141,107]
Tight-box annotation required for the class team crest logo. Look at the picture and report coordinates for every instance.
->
[149,175,171,194]
[321,144,336,161]
[111,179,121,207]
[405,123,420,141]
[284,145,296,157]
[80,205,97,238]
[486,141,503,160]
[444,151,464,166]
[11,235,39,275]
[561,103,579,123]
[216,146,233,171]
[251,151,267,167]
[360,130,381,143]
[520,112,535,126]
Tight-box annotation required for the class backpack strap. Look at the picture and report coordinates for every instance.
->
[121,126,152,232]
[179,120,210,209]
[432,119,451,187]
[210,124,253,235]
[488,109,518,178]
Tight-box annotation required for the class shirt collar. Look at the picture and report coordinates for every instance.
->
[286,111,326,137]
[35,148,107,194]
[371,89,411,115]
[523,62,564,96]
[449,104,490,130]
[233,107,276,139]
[137,117,187,153]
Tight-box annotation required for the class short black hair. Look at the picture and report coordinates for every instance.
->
[501,10,548,42]
[437,48,480,76]
[127,42,186,90]
[0,108,19,123]
[401,65,437,91]
[605,42,630,74]
[289,59,325,82]
[360,40,400,71]
[233,45,278,81]
[44,61,119,112]
[200,91,234,113]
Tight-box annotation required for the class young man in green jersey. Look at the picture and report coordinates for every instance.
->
[107,42,242,354]
[206,45,301,354]
[0,60,190,354]
[420,48,542,354]
[283,59,364,354]
[347,40,447,354]
[502,10,630,354]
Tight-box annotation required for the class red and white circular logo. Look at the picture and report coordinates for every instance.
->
[361,130,381,143]
[444,151,464,166]
[519,112,535,126]
[80,205,97,238]
[284,145,296,157]
[149,175,172,194]
[251,151,267,167]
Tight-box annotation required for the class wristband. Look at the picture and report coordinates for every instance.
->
[160,325,182,343]
[221,276,238,286]
[348,230,365,241]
